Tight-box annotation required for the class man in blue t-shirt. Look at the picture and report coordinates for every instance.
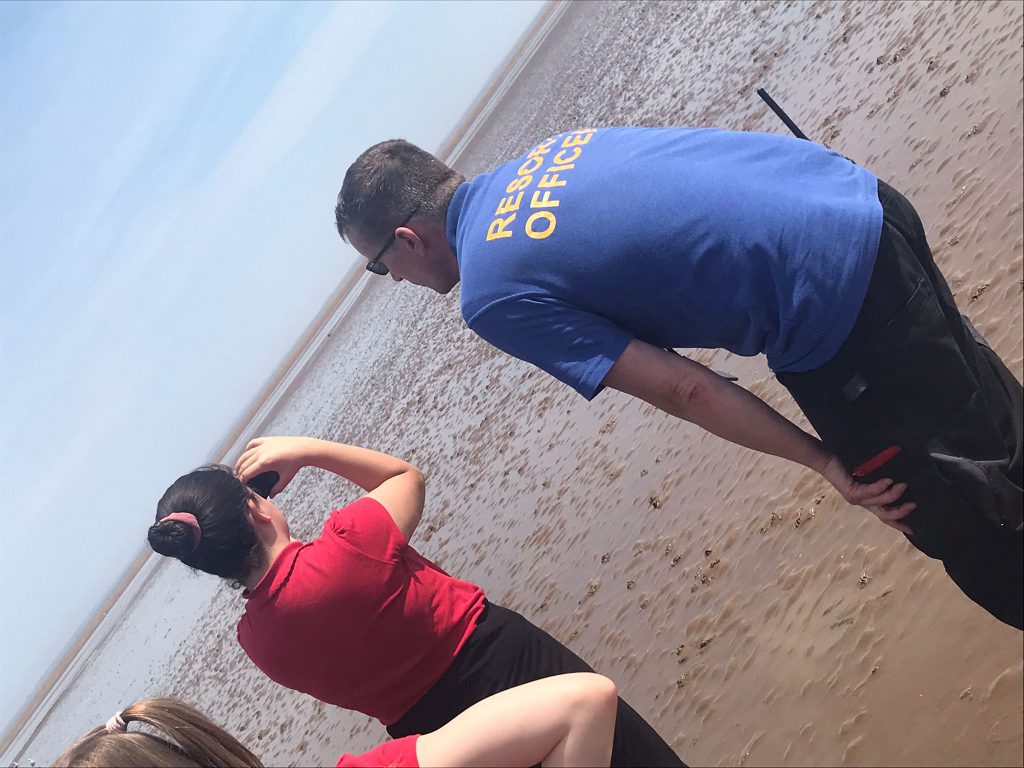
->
[334,127,1022,629]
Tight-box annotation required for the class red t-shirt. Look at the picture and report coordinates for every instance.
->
[237,497,486,724]
[336,735,419,767]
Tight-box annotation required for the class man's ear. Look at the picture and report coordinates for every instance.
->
[395,225,425,254]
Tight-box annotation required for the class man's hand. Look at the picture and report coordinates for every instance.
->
[818,453,916,534]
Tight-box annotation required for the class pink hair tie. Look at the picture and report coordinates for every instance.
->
[105,712,127,733]
[161,511,202,551]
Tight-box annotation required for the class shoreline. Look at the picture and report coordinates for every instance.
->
[0,549,154,757]
[436,0,565,166]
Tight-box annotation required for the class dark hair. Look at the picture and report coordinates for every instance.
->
[335,139,464,246]
[54,698,263,768]
[147,465,264,584]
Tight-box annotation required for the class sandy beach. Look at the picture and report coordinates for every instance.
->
[7,1,1022,766]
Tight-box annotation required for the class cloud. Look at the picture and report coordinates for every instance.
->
[177,2,393,251]
[4,1,249,327]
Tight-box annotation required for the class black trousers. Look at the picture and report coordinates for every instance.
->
[388,602,685,767]
[778,180,1023,629]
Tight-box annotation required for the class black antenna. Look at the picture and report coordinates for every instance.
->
[756,88,809,141]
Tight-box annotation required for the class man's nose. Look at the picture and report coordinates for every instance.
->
[389,271,403,283]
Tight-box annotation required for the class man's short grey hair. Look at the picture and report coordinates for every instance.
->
[335,139,464,247]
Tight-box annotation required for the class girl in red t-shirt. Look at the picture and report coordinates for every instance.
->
[54,673,617,767]
[147,436,682,767]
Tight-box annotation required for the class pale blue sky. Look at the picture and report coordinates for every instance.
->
[0,0,544,729]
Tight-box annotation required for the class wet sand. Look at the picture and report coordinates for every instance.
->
[11,2,1022,766]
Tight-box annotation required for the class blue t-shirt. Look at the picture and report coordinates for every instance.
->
[448,126,882,399]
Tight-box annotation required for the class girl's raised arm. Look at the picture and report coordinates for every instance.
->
[236,436,425,540]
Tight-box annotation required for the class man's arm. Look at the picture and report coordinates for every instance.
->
[602,340,915,530]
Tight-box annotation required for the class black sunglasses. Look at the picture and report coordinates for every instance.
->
[366,202,422,276]
[247,471,279,499]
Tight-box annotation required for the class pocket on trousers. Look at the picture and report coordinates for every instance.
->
[854,278,1018,532]
[855,279,987,443]
[932,450,1023,531]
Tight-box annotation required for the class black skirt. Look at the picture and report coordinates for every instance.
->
[388,601,685,767]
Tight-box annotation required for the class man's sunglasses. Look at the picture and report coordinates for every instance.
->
[247,471,279,499]
[365,202,422,276]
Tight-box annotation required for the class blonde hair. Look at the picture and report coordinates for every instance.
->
[54,698,263,768]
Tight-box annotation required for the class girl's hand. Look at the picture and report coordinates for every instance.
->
[235,436,313,497]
